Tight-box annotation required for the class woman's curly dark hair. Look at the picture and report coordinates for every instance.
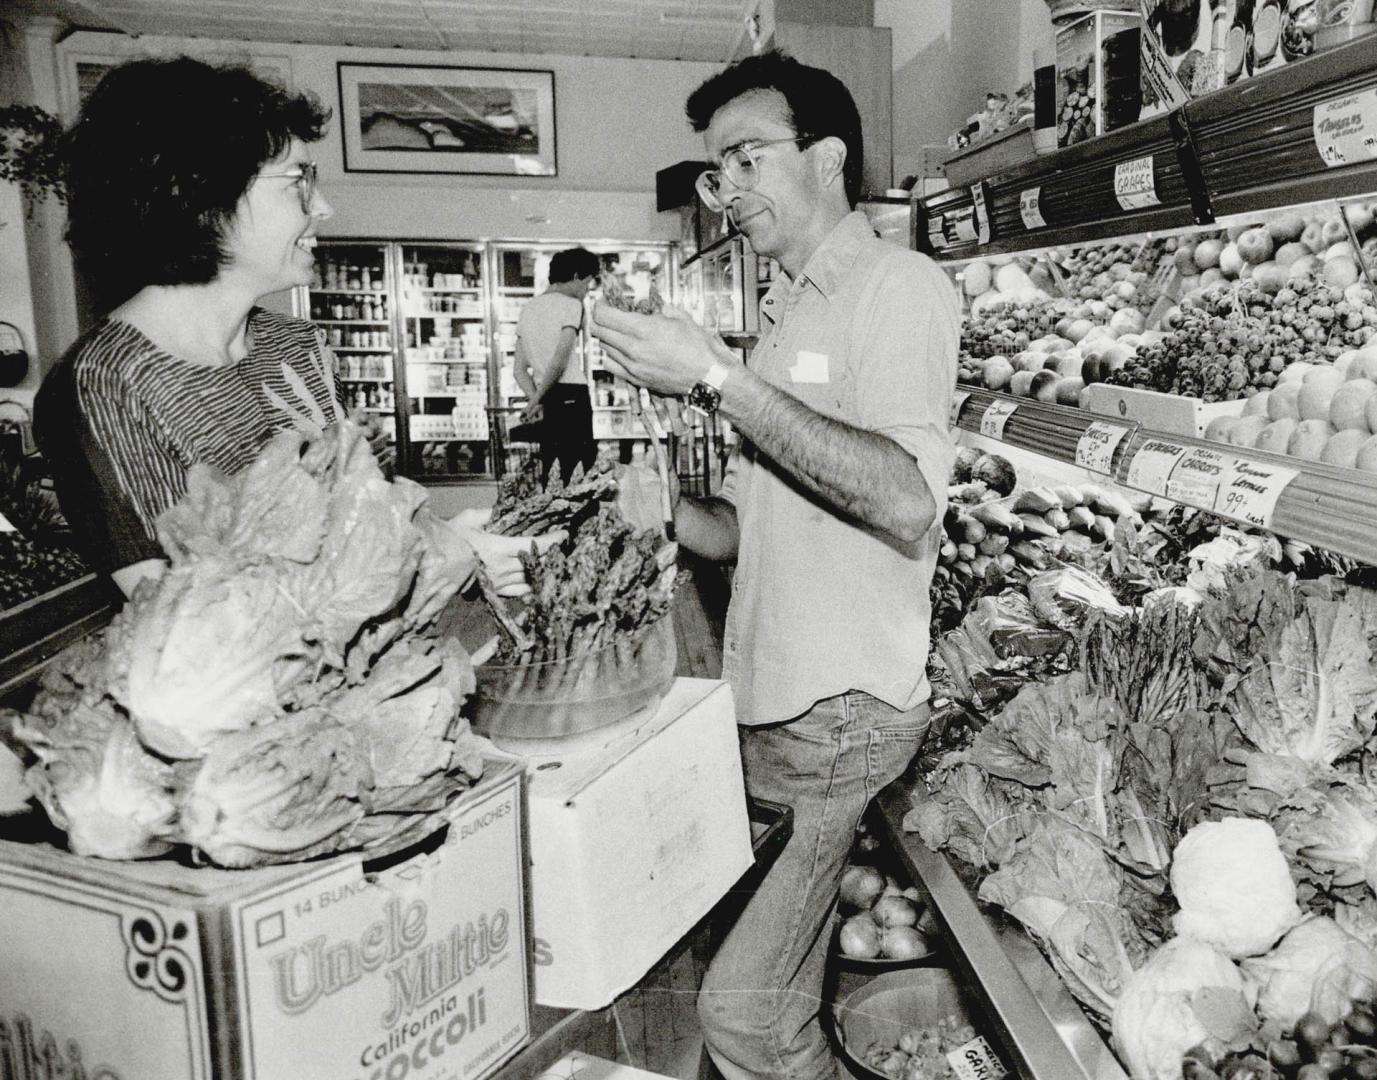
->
[61,56,330,310]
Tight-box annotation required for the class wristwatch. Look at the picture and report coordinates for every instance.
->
[686,362,730,417]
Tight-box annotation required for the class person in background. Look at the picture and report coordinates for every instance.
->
[36,57,549,599]
[513,246,601,481]
[590,50,958,1080]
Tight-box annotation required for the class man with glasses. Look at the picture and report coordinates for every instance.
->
[591,50,958,1080]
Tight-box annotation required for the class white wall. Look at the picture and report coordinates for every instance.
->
[876,0,1054,181]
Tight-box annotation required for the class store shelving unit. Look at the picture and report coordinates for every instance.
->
[918,32,1377,566]
[919,34,1377,261]
[873,785,1128,1080]
[899,33,1377,1080]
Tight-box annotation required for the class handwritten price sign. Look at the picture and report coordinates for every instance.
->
[980,400,1019,439]
[1114,155,1160,210]
[1165,446,1234,510]
[946,1036,1008,1080]
[1213,458,1299,529]
[1075,420,1132,476]
[1125,438,1187,496]
[1020,187,1046,230]
[1314,88,1377,168]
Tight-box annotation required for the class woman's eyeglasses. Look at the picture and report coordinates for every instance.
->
[695,136,816,212]
[253,161,319,213]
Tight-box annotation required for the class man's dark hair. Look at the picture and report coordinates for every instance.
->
[548,247,600,284]
[61,56,330,311]
[685,49,863,207]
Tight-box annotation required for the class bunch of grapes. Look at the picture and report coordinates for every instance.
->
[1109,276,1377,402]
[961,297,1069,358]
[1184,1004,1377,1079]
[1054,239,1170,301]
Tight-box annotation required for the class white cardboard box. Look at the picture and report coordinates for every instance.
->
[1083,383,1244,438]
[521,678,752,1011]
[0,761,530,1080]
[537,1052,677,1080]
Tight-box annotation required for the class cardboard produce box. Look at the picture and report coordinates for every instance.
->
[0,761,530,1080]
[521,678,753,1011]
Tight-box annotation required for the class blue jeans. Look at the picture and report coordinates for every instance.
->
[697,691,932,1080]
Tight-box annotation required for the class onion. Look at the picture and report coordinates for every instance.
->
[838,914,881,959]
[839,865,886,910]
[879,926,930,961]
[872,895,919,929]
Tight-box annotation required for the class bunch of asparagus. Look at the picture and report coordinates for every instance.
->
[486,458,618,537]
[495,507,681,667]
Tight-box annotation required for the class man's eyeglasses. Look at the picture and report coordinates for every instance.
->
[695,136,817,212]
[253,161,319,214]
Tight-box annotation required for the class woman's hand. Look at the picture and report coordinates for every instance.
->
[450,507,564,597]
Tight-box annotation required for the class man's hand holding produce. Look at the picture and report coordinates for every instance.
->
[590,301,737,398]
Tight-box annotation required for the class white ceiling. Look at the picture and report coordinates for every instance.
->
[7,0,760,62]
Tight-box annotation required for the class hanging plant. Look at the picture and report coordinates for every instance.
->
[0,104,66,204]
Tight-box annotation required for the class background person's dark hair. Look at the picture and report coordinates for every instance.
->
[686,49,863,208]
[548,247,600,284]
[61,56,330,312]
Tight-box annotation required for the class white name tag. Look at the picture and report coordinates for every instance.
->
[790,350,830,383]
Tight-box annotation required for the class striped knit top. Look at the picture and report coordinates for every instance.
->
[35,308,344,574]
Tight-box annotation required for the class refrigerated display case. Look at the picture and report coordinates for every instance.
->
[297,238,674,482]
[396,242,491,480]
[307,241,396,465]
[487,240,677,465]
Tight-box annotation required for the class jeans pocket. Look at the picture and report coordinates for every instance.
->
[843,694,932,799]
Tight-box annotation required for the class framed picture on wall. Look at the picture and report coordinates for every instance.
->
[337,62,557,177]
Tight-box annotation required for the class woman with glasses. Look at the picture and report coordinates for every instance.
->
[36,57,546,598]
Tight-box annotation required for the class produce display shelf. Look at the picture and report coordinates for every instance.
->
[873,784,1127,1080]
[921,34,1377,259]
[1186,34,1377,220]
[0,574,120,697]
[952,385,1377,567]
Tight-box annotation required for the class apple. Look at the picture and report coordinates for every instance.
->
[1301,222,1327,254]
[1273,241,1310,268]
[1236,227,1275,265]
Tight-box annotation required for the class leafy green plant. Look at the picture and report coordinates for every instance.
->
[0,104,65,204]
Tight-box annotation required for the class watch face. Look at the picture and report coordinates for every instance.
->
[688,382,721,416]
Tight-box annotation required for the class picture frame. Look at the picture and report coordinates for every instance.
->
[337,63,557,177]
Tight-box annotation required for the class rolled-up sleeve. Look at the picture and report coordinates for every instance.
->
[851,254,960,503]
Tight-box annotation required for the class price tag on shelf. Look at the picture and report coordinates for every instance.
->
[951,206,979,244]
[950,390,972,428]
[1125,438,1187,496]
[970,183,992,244]
[1166,446,1234,510]
[946,1036,1008,1080]
[1213,457,1300,530]
[1114,155,1160,211]
[979,399,1019,439]
[1313,87,1377,168]
[1019,187,1046,230]
[1074,420,1132,476]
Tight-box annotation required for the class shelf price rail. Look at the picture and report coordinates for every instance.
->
[953,386,1377,567]
[921,34,1377,260]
